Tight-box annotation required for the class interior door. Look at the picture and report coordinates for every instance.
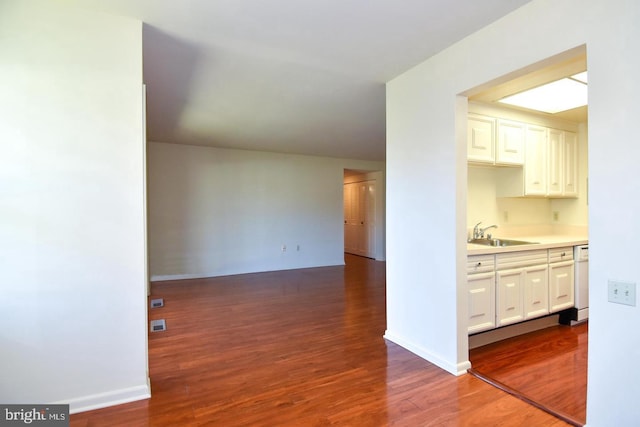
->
[343,182,359,255]
[362,181,376,258]
[344,180,376,258]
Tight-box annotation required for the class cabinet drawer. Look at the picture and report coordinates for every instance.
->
[496,249,547,270]
[467,255,495,274]
[549,247,573,263]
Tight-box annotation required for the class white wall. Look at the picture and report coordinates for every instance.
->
[386,75,463,373]
[148,142,384,280]
[0,2,149,412]
[386,0,640,424]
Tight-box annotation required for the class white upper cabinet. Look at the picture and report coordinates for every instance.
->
[496,119,525,165]
[467,115,524,166]
[467,114,495,164]
[547,128,578,197]
[524,125,548,196]
[562,131,578,197]
[493,122,578,199]
[547,128,563,196]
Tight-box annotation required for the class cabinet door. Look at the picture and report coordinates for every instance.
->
[524,264,549,320]
[524,125,548,196]
[496,268,524,327]
[468,115,495,163]
[563,131,578,197]
[496,119,525,165]
[547,128,563,196]
[468,272,495,334]
[549,260,575,312]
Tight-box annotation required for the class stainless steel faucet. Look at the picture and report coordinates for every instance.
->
[472,222,498,239]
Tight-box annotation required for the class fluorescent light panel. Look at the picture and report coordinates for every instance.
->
[571,71,588,84]
[499,72,588,114]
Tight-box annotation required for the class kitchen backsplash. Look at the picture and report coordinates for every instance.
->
[468,165,588,231]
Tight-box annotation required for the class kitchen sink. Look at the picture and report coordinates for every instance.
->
[468,238,537,247]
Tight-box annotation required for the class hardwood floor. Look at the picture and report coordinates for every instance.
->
[469,323,588,426]
[71,255,569,426]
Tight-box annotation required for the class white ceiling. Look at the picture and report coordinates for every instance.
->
[75,0,533,161]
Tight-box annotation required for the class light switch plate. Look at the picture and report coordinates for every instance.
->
[608,280,636,306]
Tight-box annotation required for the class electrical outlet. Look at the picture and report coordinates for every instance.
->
[503,211,509,222]
[281,244,286,252]
[296,244,300,251]
[553,211,559,221]
[608,280,637,306]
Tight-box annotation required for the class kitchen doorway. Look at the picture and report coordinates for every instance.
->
[463,46,589,424]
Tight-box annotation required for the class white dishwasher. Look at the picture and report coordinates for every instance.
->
[573,245,589,322]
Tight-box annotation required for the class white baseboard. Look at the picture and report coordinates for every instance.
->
[59,378,151,414]
[468,315,560,349]
[384,331,470,376]
[151,273,205,282]
[150,261,347,283]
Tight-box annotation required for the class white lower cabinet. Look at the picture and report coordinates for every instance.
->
[523,264,549,320]
[467,255,496,334]
[468,247,571,334]
[549,261,574,312]
[549,247,575,312]
[496,267,525,327]
[496,264,549,327]
[468,271,496,333]
[495,249,548,327]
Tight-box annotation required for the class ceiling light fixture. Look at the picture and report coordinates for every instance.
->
[498,71,588,114]
[571,71,588,84]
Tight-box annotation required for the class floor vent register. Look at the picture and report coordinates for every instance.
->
[150,298,164,308]
[150,319,167,332]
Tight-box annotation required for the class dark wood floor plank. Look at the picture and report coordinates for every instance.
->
[71,255,570,426]
[469,322,588,425]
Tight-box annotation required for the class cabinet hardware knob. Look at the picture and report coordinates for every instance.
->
[561,252,566,257]
[476,262,482,267]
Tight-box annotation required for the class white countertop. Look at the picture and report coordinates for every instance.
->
[467,234,588,255]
